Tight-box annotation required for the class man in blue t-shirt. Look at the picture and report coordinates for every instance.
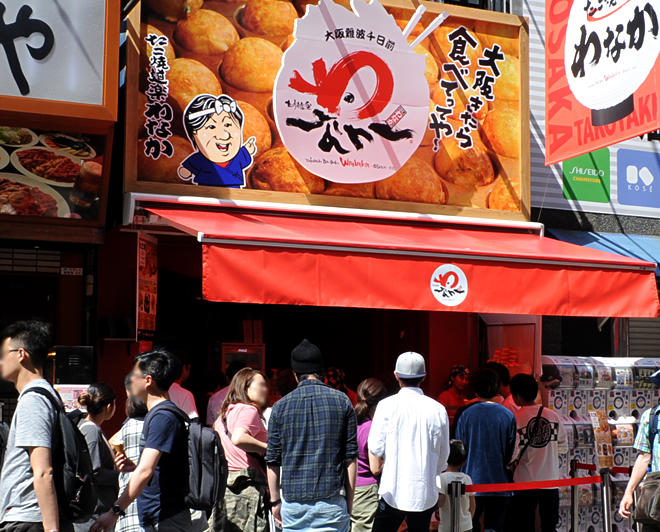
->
[456,369,517,532]
[90,349,190,532]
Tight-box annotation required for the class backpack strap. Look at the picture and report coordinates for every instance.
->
[141,402,190,449]
[648,405,660,457]
[26,386,64,413]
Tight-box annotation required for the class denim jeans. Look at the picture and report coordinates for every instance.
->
[372,499,437,532]
[281,496,350,532]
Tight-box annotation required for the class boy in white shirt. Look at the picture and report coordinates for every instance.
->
[438,440,475,532]
[505,374,568,532]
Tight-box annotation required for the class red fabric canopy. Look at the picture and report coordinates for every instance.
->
[148,207,660,317]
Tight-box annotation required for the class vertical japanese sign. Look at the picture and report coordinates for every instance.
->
[589,410,614,469]
[137,232,157,342]
[545,0,660,165]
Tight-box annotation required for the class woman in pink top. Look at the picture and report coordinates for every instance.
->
[352,378,387,532]
[210,368,270,532]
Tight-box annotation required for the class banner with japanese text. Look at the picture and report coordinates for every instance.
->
[127,0,529,220]
[545,0,660,165]
[137,232,157,342]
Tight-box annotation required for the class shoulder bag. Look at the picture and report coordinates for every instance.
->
[633,406,660,524]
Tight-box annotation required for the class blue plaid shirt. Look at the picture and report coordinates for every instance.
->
[266,379,358,502]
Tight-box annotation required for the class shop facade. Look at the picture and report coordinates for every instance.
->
[0,0,120,419]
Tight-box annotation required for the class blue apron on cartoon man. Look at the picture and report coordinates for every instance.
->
[178,94,257,188]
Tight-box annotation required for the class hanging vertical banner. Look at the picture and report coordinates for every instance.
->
[545,0,660,165]
[137,232,158,341]
[589,410,614,469]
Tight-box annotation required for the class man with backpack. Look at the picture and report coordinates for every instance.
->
[91,349,191,532]
[620,371,660,531]
[0,321,66,532]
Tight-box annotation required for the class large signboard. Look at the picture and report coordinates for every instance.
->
[545,0,660,166]
[125,0,530,221]
[528,0,660,218]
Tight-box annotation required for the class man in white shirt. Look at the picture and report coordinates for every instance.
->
[368,352,450,532]
[505,374,568,532]
[169,351,198,419]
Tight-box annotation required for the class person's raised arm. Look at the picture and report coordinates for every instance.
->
[30,447,59,532]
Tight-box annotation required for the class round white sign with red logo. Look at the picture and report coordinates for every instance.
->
[274,0,430,184]
[430,264,468,307]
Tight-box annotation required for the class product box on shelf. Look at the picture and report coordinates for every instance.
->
[608,390,631,420]
[588,390,606,412]
[586,506,602,531]
[569,391,588,418]
[556,508,569,532]
[558,452,569,478]
[611,423,636,447]
[612,446,630,470]
[631,389,651,418]
[549,389,568,416]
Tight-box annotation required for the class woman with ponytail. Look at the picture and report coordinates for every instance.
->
[76,383,119,532]
[352,378,387,532]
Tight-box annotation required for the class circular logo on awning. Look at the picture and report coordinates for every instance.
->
[430,265,468,307]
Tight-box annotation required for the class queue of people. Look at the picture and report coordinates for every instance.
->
[2,319,655,532]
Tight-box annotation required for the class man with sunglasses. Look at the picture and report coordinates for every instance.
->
[0,321,64,532]
[91,348,190,532]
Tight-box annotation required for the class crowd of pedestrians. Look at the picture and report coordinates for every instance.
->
[0,319,594,532]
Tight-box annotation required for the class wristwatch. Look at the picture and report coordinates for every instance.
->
[112,505,126,518]
[271,499,282,507]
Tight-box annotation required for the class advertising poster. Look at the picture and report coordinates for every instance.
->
[129,0,528,219]
[589,410,614,470]
[545,0,660,165]
[528,0,660,219]
[54,384,90,412]
[0,127,106,221]
[137,233,158,342]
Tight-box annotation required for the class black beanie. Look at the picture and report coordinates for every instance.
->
[291,339,324,375]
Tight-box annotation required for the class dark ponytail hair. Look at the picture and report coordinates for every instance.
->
[355,378,387,424]
[78,382,116,417]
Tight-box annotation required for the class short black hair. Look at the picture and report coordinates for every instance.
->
[296,372,325,381]
[174,350,192,368]
[510,373,539,402]
[399,376,424,387]
[126,394,148,419]
[2,321,52,369]
[276,369,298,397]
[471,369,500,400]
[134,347,181,392]
[226,360,249,381]
[448,439,468,467]
[484,361,511,387]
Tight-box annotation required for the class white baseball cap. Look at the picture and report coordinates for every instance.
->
[395,351,426,379]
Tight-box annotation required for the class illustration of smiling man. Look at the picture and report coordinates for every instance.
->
[178,94,257,187]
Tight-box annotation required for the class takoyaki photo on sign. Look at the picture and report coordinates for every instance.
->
[179,94,257,188]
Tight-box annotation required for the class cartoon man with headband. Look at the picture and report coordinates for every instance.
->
[178,94,257,187]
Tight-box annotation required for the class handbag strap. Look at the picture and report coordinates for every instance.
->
[517,406,544,463]
[648,406,660,465]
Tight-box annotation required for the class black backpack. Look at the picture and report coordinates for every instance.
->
[29,387,98,523]
[0,421,9,473]
[142,402,228,511]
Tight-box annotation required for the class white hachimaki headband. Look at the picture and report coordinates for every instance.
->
[188,98,238,120]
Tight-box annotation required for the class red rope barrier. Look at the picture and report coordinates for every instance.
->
[574,462,629,475]
[466,476,601,494]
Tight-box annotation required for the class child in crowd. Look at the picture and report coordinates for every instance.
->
[438,440,476,532]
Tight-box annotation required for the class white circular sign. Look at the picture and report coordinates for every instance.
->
[430,265,468,307]
[564,0,660,111]
[274,0,429,184]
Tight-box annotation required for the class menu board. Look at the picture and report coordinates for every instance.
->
[127,0,529,220]
[0,126,106,221]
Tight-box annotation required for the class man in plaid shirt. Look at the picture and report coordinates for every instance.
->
[267,340,358,532]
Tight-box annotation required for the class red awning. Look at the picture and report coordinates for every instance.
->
[148,207,660,318]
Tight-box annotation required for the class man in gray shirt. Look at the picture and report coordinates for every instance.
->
[0,321,63,532]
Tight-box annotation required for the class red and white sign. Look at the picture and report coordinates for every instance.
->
[546,0,660,165]
[430,264,468,306]
[274,0,432,183]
